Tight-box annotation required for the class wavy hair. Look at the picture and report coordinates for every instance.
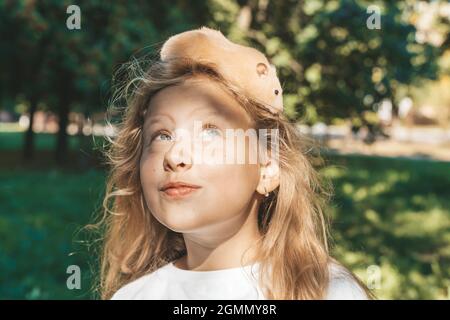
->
[89,54,373,300]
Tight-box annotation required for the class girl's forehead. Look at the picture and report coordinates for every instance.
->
[146,76,253,125]
[149,76,235,110]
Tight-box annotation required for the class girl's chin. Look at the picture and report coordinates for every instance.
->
[158,215,207,233]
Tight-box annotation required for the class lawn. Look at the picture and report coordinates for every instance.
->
[0,168,105,299]
[0,131,81,151]
[0,132,449,299]
[323,155,450,299]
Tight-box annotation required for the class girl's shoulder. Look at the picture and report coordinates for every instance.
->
[326,262,369,300]
[110,263,172,300]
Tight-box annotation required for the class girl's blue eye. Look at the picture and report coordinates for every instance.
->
[153,131,172,142]
[201,124,221,141]
[150,124,220,144]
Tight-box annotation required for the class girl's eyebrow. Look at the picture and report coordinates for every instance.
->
[190,107,221,117]
[142,114,174,139]
[191,107,235,123]
[146,107,232,132]
[146,113,175,128]
[194,109,234,127]
[196,110,224,120]
[148,108,219,125]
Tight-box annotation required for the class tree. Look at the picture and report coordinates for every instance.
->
[1,0,207,164]
[207,0,440,139]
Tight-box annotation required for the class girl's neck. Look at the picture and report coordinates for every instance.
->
[174,197,262,271]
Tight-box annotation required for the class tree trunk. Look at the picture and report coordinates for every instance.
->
[55,92,70,165]
[78,109,92,168]
[23,95,38,160]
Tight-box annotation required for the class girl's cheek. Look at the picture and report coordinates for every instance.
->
[141,143,172,164]
[140,147,165,180]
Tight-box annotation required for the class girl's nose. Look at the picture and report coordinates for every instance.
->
[163,135,193,172]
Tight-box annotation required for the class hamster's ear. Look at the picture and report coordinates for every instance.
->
[256,62,269,77]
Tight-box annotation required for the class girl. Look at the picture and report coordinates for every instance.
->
[94,27,373,300]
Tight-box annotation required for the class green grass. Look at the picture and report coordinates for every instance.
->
[0,132,81,151]
[0,131,106,169]
[0,168,105,299]
[322,155,450,299]
[0,132,449,299]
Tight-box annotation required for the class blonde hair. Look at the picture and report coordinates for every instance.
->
[89,54,374,300]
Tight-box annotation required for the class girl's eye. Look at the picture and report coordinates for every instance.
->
[152,131,172,142]
[200,124,221,141]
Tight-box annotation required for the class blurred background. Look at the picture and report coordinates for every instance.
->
[0,0,449,299]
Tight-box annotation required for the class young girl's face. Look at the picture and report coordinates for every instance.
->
[140,75,262,234]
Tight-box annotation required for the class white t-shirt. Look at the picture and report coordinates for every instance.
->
[111,261,368,300]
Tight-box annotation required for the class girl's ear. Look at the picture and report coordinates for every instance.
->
[256,158,280,196]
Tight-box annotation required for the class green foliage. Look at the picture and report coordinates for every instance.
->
[0,0,209,112]
[1,1,445,123]
[215,0,441,124]
[0,0,206,161]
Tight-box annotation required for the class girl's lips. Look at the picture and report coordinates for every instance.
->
[162,186,201,199]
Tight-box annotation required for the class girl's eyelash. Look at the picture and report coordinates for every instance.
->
[149,123,220,143]
[203,123,219,130]
[203,123,223,136]
[150,129,171,142]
